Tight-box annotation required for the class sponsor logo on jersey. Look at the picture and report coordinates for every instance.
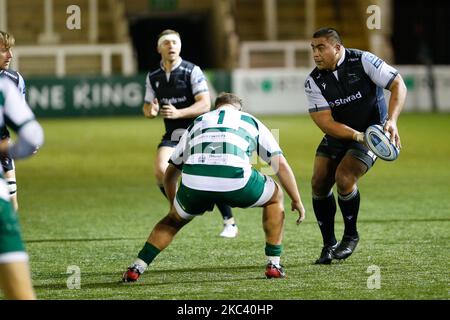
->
[328,91,363,107]
[160,96,187,105]
[304,80,311,89]
[348,73,361,84]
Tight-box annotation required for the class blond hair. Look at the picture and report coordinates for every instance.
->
[0,31,15,48]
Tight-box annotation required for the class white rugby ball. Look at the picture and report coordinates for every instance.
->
[364,125,400,161]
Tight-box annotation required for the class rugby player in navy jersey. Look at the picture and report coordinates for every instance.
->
[0,31,26,213]
[304,28,407,264]
[142,29,238,238]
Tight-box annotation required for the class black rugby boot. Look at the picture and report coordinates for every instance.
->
[314,243,338,265]
[333,234,360,260]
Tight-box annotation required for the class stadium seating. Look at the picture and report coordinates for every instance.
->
[7,0,130,76]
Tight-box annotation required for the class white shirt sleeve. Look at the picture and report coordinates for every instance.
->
[362,51,399,89]
[190,66,209,97]
[1,79,44,159]
[304,76,330,113]
[144,73,155,104]
[3,79,34,129]
[254,117,283,164]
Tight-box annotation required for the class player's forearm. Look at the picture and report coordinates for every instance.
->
[8,121,44,159]
[387,75,407,122]
[273,157,301,203]
[317,118,361,141]
[178,100,210,118]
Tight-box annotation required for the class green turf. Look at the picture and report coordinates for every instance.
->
[4,113,449,299]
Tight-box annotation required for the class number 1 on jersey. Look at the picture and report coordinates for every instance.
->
[217,110,225,124]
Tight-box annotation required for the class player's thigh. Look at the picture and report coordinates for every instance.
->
[312,155,338,196]
[0,196,25,255]
[227,169,276,208]
[259,180,283,209]
[249,176,281,208]
[0,262,35,300]
[154,146,174,174]
[335,141,376,184]
[335,154,369,191]
[174,184,214,220]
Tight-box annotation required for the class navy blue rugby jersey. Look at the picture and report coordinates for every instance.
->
[144,59,209,141]
[305,49,398,132]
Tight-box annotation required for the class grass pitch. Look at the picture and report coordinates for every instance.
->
[5,113,449,300]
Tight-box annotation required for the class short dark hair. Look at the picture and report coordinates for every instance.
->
[214,92,243,110]
[313,28,343,45]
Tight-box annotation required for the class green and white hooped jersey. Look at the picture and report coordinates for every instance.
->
[0,78,43,183]
[0,78,43,259]
[170,106,282,192]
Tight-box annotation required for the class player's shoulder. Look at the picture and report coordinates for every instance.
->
[0,76,16,90]
[180,59,197,69]
[360,50,384,69]
[0,69,21,86]
[346,48,365,58]
[307,66,320,79]
[239,111,260,129]
[307,67,327,86]
[15,70,25,81]
[179,60,201,75]
[147,65,164,79]
[304,70,322,94]
[0,77,22,102]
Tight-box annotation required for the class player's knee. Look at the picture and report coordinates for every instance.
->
[153,166,166,184]
[335,171,356,193]
[165,210,190,229]
[264,183,284,211]
[271,183,284,206]
[311,174,329,196]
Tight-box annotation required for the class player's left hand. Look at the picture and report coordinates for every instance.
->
[383,118,402,149]
[292,201,306,225]
[160,104,182,119]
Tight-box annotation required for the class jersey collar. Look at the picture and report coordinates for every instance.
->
[216,104,240,111]
[336,48,346,68]
[160,57,182,72]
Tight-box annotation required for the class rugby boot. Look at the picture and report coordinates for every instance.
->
[333,234,360,260]
[314,243,338,264]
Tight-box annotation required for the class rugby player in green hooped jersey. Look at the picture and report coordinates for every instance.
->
[0,31,27,212]
[0,77,44,299]
[123,92,306,282]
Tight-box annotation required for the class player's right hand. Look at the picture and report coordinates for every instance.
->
[143,98,159,118]
[353,131,365,144]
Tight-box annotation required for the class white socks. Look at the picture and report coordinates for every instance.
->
[224,217,235,225]
[267,256,281,266]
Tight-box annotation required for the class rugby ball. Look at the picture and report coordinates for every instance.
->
[364,125,400,161]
